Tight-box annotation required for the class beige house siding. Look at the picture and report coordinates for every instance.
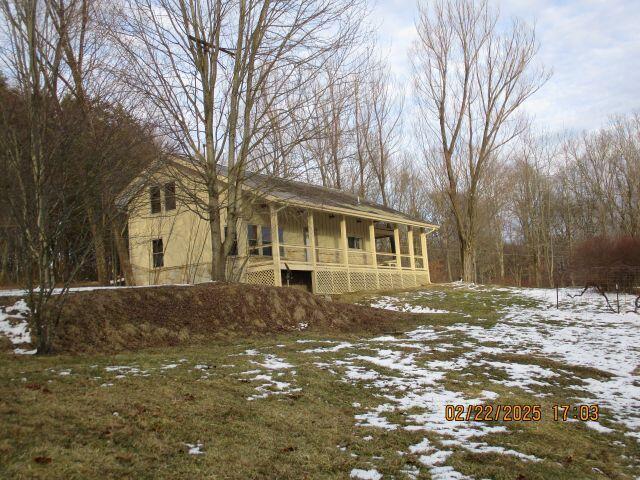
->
[125,168,436,294]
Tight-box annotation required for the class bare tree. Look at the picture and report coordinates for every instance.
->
[110,0,364,281]
[0,0,92,352]
[301,55,361,189]
[506,133,557,286]
[563,115,640,238]
[358,64,403,206]
[413,0,549,282]
[44,0,155,286]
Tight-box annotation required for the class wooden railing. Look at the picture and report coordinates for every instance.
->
[246,243,426,271]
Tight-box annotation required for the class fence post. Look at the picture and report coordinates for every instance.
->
[556,283,559,309]
[616,284,620,314]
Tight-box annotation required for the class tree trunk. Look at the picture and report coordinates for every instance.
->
[496,236,505,282]
[460,239,475,283]
[444,237,452,282]
[546,242,555,287]
[94,231,109,285]
[34,311,53,354]
[211,239,226,281]
[208,186,225,282]
[0,240,8,284]
[533,243,544,287]
[112,220,135,286]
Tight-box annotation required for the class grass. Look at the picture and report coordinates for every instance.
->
[1,284,638,479]
[1,340,366,479]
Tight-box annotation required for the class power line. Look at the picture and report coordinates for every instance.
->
[187,34,235,57]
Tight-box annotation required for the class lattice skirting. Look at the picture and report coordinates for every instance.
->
[136,263,429,293]
[314,269,430,294]
[349,271,367,292]
[315,270,348,294]
[246,269,276,286]
[377,272,392,290]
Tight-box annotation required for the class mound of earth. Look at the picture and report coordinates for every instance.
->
[3,283,409,354]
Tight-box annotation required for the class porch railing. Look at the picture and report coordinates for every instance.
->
[246,243,427,271]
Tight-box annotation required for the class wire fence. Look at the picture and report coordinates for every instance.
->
[550,284,640,314]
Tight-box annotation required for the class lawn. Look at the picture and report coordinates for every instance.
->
[1,284,639,479]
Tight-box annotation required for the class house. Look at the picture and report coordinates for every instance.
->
[122,159,438,294]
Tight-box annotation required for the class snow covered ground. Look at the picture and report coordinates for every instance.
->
[0,283,198,297]
[489,286,640,440]
[301,285,640,478]
[369,296,450,314]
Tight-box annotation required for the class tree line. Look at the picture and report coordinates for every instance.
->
[429,116,640,288]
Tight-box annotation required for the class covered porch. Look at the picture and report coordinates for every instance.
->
[231,202,435,294]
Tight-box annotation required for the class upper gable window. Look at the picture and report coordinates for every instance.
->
[150,186,161,214]
[164,182,176,211]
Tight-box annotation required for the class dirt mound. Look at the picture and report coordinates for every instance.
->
[44,283,406,354]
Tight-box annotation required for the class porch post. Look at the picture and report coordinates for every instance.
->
[368,221,377,267]
[393,224,402,271]
[270,204,282,287]
[340,215,351,290]
[420,229,431,284]
[408,226,416,270]
[307,210,317,293]
[369,220,380,289]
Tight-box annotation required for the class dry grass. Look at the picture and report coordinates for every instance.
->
[1,284,638,479]
[2,283,411,354]
[0,339,400,479]
[4,338,636,480]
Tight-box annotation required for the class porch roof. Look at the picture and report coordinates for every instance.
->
[243,171,437,230]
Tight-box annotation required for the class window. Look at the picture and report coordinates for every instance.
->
[261,226,272,257]
[152,239,164,268]
[261,226,284,257]
[348,236,362,249]
[150,186,161,214]
[164,182,176,211]
[248,224,258,255]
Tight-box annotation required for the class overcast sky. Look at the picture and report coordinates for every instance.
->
[371,0,640,134]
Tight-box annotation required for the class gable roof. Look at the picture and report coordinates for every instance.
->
[121,157,437,230]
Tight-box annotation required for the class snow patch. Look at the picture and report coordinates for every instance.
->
[370,296,449,314]
[237,350,300,401]
[0,283,196,297]
[349,468,382,480]
[0,299,35,354]
[185,442,205,455]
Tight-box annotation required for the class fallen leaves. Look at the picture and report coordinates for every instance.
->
[24,383,52,394]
